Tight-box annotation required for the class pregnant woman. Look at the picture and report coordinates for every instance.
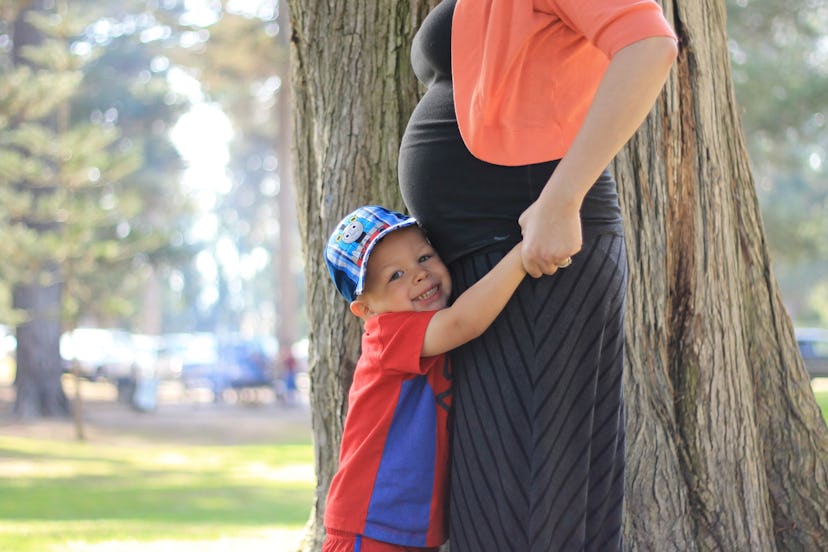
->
[398,1,677,550]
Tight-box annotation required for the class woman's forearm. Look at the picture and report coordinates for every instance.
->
[518,35,677,277]
[540,36,678,208]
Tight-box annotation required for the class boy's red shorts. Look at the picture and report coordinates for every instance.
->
[323,528,441,552]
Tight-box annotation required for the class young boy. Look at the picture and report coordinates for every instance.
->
[323,205,526,552]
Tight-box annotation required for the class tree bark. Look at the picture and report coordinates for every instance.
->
[10,0,70,419]
[285,1,431,548]
[13,276,68,419]
[287,0,828,550]
[618,1,828,549]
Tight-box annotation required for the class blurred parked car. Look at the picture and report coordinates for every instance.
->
[156,333,278,401]
[0,324,16,383]
[795,327,828,379]
[60,328,135,382]
[156,333,221,394]
[222,338,277,391]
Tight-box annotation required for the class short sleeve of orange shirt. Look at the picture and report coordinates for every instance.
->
[452,0,677,166]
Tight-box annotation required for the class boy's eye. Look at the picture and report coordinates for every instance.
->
[388,270,403,282]
[418,254,432,263]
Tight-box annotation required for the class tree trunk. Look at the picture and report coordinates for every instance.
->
[276,0,299,355]
[287,0,828,550]
[285,1,431,548]
[617,1,828,549]
[13,276,68,419]
[10,0,70,420]
[137,269,164,335]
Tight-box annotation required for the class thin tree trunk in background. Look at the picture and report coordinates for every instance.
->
[286,0,828,550]
[276,0,298,356]
[285,1,431,548]
[71,363,86,441]
[137,270,163,335]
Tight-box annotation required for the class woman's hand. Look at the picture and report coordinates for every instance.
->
[518,194,582,278]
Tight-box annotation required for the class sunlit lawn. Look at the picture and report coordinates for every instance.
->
[816,389,828,423]
[0,383,824,552]
[0,434,314,552]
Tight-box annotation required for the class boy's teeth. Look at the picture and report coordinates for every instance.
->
[417,287,437,300]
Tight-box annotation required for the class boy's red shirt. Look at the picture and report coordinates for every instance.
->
[324,310,452,547]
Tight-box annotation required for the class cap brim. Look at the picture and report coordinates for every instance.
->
[354,217,418,297]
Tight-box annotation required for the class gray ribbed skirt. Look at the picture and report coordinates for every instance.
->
[446,233,627,552]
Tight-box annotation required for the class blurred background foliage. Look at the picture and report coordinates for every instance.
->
[0,0,825,343]
[727,0,828,325]
[0,0,300,341]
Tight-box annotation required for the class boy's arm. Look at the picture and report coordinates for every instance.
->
[421,243,526,357]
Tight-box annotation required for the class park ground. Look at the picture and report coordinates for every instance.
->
[0,362,826,552]
[0,367,313,552]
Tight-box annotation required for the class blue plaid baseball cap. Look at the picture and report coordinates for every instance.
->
[325,205,418,302]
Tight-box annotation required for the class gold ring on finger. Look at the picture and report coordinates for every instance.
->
[557,257,572,268]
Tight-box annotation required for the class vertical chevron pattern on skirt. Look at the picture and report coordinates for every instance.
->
[447,232,627,552]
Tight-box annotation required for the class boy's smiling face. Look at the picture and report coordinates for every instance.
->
[350,227,451,319]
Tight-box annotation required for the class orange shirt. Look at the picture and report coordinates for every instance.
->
[452,0,677,166]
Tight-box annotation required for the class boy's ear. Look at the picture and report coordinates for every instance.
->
[349,299,374,320]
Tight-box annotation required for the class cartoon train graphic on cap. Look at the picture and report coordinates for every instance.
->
[336,215,386,268]
[340,218,365,244]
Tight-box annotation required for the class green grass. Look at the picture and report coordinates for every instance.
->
[1,389,824,552]
[0,434,314,551]
[816,390,828,423]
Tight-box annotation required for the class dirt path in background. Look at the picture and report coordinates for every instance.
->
[1,376,822,445]
[0,378,312,446]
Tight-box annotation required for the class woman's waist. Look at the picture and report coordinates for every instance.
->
[418,214,624,267]
[402,173,623,264]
